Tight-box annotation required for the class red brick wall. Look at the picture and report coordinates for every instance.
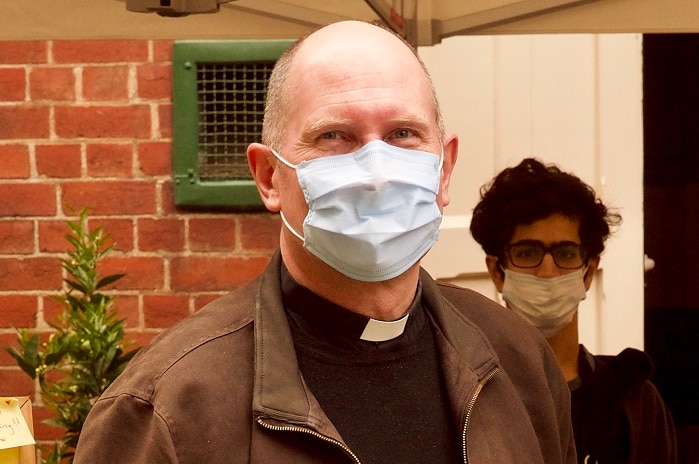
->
[0,39,280,444]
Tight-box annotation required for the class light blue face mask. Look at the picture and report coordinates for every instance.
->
[502,268,588,338]
[271,140,443,282]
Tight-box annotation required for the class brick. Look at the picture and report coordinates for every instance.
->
[113,295,139,329]
[61,181,156,215]
[88,218,135,252]
[100,257,164,291]
[152,40,174,62]
[0,257,62,290]
[138,218,184,252]
[0,68,26,101]
[35,144,82,178]
[0,106,50,140]
[137,63,171,100]
[83,65,129,101]
[29,67,75,101]
[0,144,30,179]
[158,103,172,138]
[32,406,64,441]
[0,220,34,254]
[0,369,35,397]
[0,295,37,328]
[55,105,151,139]
[138,141,171,176]
[53,40,148,64]
[86,143,133,177]
[194,294,222,311]
[37,220,73,253]
[170,256,269,292]
[189,217,237,252]
[0,184,56,216]
[143,294,190,328]
[240,214,281,251]
[161,180,177,214]
[41,296,64,327]
[0,41,47,64]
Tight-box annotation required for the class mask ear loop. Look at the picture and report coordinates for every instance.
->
[269,147,306,243]
[279,211,305,242]
[270,148,297,170]
[581,265,590,281]
[496,259,506,281]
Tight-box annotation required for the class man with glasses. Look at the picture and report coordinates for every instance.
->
[470,158,677,463]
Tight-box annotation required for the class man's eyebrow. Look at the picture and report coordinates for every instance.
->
[391,114,430,127]
[304,114,432,135]
[304,117,351,135]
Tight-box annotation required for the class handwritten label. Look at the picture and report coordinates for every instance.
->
[0,398,34,450]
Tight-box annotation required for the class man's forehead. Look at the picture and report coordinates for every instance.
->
[293,22,418,74]
[511,216,582,241]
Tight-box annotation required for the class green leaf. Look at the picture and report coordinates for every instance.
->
[7,331,42,377]
[96,273,125,289]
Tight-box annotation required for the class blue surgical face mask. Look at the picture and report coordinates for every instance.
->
[271,140,443,282]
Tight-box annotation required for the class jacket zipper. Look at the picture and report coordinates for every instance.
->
[462,367,499,464]
[256,417,362,464]
[258,368,498,464]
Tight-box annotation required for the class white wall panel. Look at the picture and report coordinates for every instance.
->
[420,36,497,277]
[595,34,645,354]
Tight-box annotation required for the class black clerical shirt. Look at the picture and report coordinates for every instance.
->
[281,265,462,464]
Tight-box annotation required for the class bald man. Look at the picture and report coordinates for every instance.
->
[74,21,575,464]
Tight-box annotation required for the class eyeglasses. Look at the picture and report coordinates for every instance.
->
[503,240,588,269]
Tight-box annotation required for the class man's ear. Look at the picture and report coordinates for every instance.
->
[584,256,600,291]
[247,143,281,213]
[438,133,458,207]
[485,255,505,292]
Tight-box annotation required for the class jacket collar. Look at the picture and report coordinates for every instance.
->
[252,252,500,436]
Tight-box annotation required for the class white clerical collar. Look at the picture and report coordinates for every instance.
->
[359,313,410,342]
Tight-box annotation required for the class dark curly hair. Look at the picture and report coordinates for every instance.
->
[470,158,622,258]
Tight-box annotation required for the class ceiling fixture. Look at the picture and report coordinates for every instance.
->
[124,0,235,17]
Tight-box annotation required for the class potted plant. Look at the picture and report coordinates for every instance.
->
[6,209,139,464]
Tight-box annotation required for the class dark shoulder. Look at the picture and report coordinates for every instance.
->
[582,346,664,404]
[592,347,654,385]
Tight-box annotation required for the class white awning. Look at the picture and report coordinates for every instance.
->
[2,0,699,43]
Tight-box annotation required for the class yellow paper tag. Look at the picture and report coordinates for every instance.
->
[0,398,35,450]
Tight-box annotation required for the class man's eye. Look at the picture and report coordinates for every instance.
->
[557,248,580,260]
[394,129,412,139]
[319,132,340,140]
[513,247,536,258]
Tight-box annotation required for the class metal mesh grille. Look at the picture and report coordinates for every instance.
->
[197,61,274,181]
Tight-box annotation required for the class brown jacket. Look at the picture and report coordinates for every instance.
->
[74,252,576,463]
